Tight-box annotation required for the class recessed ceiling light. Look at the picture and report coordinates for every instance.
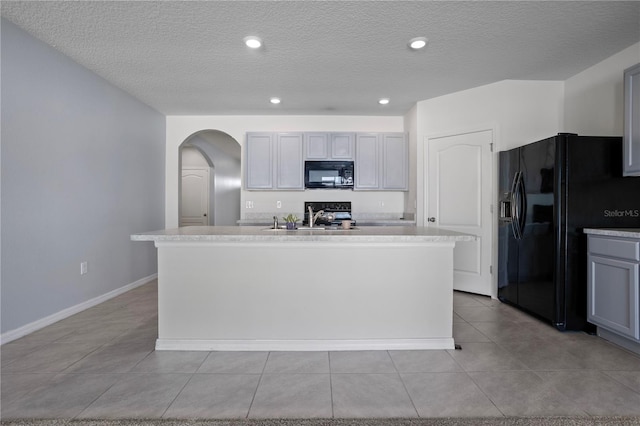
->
[408,37,428,50]
[378,98,390,105]
[270,97,281,104]
[244,36,262,49]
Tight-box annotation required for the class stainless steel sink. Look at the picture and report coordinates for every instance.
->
[262,226,359,232]
[325,227,359,231]
[262,226,326,231]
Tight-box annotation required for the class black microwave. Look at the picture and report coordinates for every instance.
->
[304,161,354,189]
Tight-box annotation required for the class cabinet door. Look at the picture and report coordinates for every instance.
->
[588,254,639,339]
[624,63,640,176]
[304,133,329,160]
[245,133,274,189]
[354,133,380,190]
[381,133,408,190]
[330,133,354,159]
[276,133,304,190]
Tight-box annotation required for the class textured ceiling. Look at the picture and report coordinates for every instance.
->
[2,1,639,116]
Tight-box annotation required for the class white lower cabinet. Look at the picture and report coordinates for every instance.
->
[587,234,640,341]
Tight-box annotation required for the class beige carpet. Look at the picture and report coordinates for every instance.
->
[3,418,640,426]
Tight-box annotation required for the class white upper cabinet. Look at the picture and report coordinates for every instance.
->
[304,132,354,160]
[245,132,303,190]
[381,133,409,190]
[330,133,354,159]
[354,133,380,190]
[624,63,640,176]
[245,133,274,189]
[355,133,408,191]
[304,133,329,159]
[276,133,304,190]
[247,131,407,191]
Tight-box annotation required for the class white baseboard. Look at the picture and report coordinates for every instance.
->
[0,273,157,345]
[598,328,640,356]
[155,338,456,351]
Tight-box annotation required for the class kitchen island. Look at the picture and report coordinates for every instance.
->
[132,226,474,351]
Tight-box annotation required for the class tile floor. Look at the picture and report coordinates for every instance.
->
[2,280,640,419]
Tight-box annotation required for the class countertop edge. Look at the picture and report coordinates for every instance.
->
[584,228,640,238]
[131,235,475,243]
[131,226,475,243]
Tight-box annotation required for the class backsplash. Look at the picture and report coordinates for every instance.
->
[239,211,415,225]
[241,190,406,219]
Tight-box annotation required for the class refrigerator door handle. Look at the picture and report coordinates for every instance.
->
[515,171,527,239]
[510,172,522,240]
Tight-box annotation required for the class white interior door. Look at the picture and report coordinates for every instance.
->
[427,129,493,296]
[181,167,210,226]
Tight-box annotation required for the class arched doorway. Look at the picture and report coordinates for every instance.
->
[179,130,241,226]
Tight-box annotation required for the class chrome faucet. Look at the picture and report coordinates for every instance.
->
[308,206,325,228]
[273,215,279,229]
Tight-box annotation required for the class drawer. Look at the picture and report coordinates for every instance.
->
[589,236,640,261]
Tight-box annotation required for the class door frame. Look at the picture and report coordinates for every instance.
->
[421,124,499,298]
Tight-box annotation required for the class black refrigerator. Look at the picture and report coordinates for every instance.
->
[498,133,640,331]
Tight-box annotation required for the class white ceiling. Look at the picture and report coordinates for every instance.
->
[2,1,639,116]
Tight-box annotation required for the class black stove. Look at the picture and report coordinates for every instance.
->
[302,201,355,227]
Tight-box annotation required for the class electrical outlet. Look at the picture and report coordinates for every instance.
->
[80,261,88,275]
[380,201,385,207]
[276,201,282,209]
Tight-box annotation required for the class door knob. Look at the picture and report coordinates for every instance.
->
[203,213,207,217]
[428,217,436,222]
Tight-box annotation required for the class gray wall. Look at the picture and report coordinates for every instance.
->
[1,19,165,334]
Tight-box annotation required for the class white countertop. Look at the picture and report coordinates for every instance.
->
[584,228,640,238]
[131,225,474,243]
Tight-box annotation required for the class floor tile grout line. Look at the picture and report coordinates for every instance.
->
[389,351,421,418]
[245,351,270,418]
[159,372,196,419]
[464,321,495,343]
[0,370,62,409]
[71,372,126,420]
[592,370,640,397]
[192,351,214,374]
[443,347,465,371]
[128,344,157,371]
[526,370,591,417]
[327,351,334,418]
[464,367,507,418]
